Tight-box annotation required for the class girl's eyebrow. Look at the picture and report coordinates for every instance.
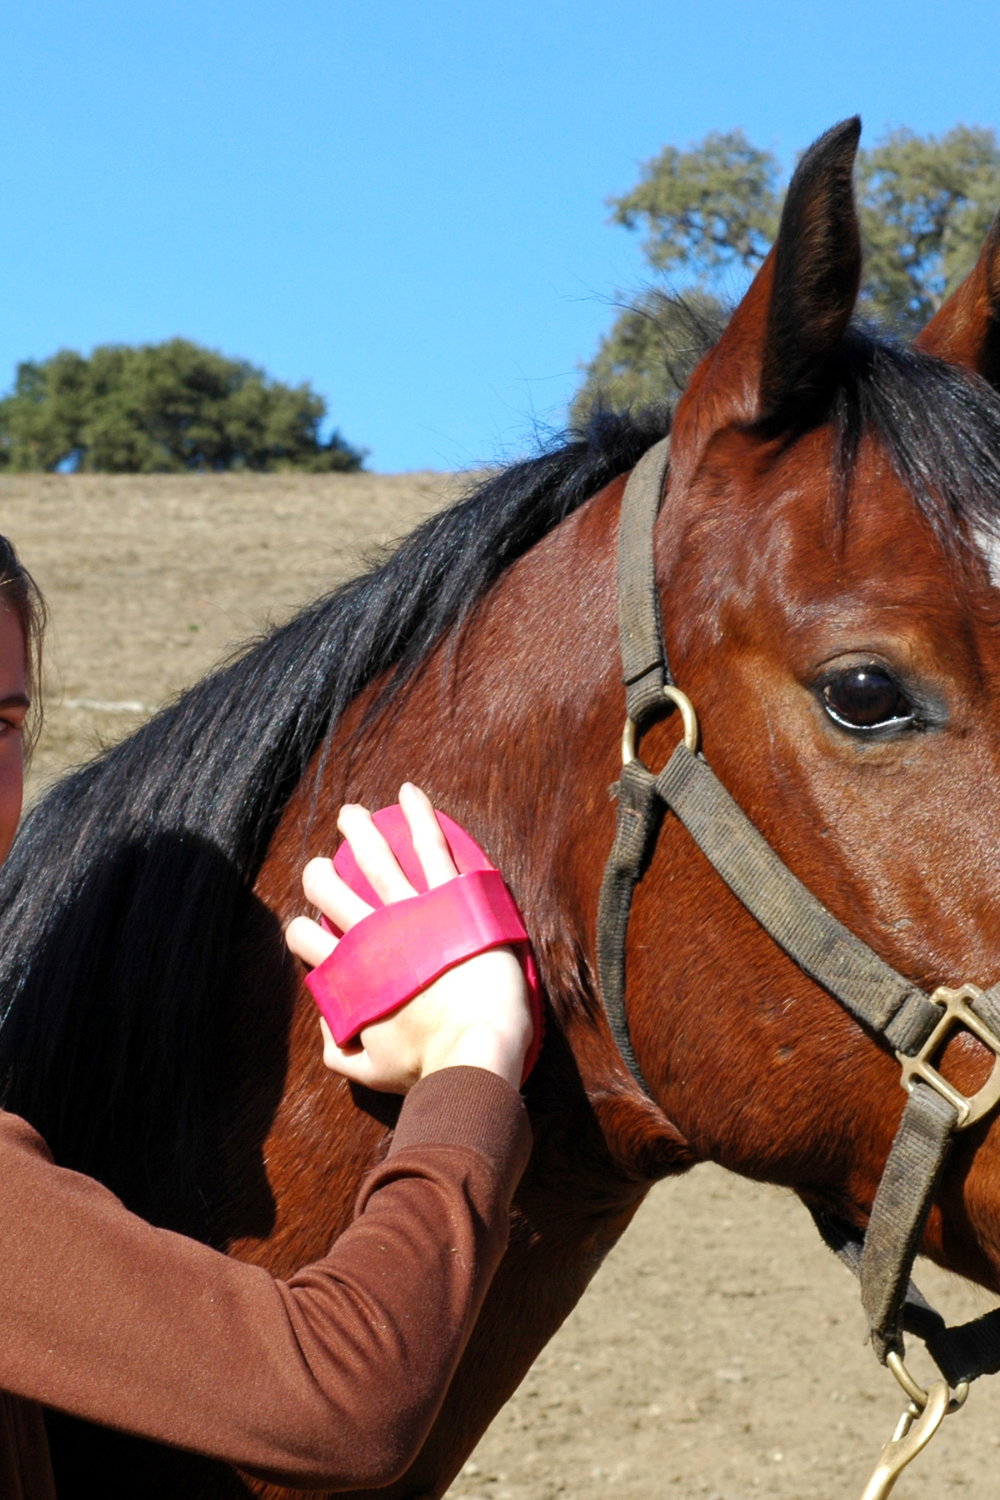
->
[0,694,30,711]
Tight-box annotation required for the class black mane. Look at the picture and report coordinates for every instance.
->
[0,406,670,1233]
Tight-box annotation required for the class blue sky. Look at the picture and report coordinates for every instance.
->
[3,1,1000,472]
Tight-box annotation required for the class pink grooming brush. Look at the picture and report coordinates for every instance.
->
[304,805,543,1084]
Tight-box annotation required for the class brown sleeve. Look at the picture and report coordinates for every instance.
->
[0,1066,531,1490]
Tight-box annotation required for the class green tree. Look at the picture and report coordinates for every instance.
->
[0,339,365,474]
[609,129,781,285]
[574,124,1000,422]
[857,126,1000,325]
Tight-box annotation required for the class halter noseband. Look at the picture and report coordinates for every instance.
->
[597,435,1000,1488]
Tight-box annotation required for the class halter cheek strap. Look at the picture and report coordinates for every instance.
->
[597,434,1000,1393]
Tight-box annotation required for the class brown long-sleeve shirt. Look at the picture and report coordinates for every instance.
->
[0,1065,532,1499]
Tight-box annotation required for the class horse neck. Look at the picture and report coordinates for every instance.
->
[318,473,629,969]
[258,454,904,1227]
[252,472,693,1263]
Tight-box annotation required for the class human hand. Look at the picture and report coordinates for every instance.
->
[285,782,533,1092]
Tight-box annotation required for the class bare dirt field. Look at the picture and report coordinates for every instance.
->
[1,472,999,1500]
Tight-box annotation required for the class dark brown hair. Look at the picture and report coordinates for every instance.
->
[0,536,46,760]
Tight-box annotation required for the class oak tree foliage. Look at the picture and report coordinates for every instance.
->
[0,339,365,474]
[574,124,1000,421]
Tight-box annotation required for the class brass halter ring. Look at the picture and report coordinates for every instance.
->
[621,685,700,766]
[887,1350,969,1414]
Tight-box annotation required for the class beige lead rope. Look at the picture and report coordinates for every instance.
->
[596,434,1000,1496]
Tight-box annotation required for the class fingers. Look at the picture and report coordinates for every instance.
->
[285,914,337,967]
[294,784,459,996]
[302,856,371,932]
[399,782,458,889]
[337,803,416,904]
[319,1017,408,1094]
[323,1047,392,1090]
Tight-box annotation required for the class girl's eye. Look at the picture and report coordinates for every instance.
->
[821,666,914,731]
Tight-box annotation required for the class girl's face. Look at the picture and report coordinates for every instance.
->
[0,609,29,868]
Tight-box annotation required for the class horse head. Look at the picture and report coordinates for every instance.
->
[609,117,1000,1296]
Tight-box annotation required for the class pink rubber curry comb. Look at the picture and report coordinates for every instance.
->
[304,805,544,1084]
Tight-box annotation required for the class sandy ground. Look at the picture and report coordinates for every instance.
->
[1,472,999,1500]
[0,471,455,796]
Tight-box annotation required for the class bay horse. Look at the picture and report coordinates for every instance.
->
[5,117,1000,1496]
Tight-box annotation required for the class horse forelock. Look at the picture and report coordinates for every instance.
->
[826,327,1000,551]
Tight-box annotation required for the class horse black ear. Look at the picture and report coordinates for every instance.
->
[670,119,863,481]
[759,117,862,428]
[916,210,1000,386]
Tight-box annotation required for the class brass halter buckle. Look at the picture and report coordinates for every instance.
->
[896,983,1000,1129]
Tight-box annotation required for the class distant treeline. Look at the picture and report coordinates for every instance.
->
[0,339,364,474]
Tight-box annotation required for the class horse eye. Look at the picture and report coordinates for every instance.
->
[821,666,913,731]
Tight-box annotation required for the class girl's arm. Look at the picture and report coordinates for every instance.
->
[0,783,535,1488]
[0,1064,529,1489]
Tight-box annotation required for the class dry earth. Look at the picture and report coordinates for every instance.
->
[1,472,999,1500]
